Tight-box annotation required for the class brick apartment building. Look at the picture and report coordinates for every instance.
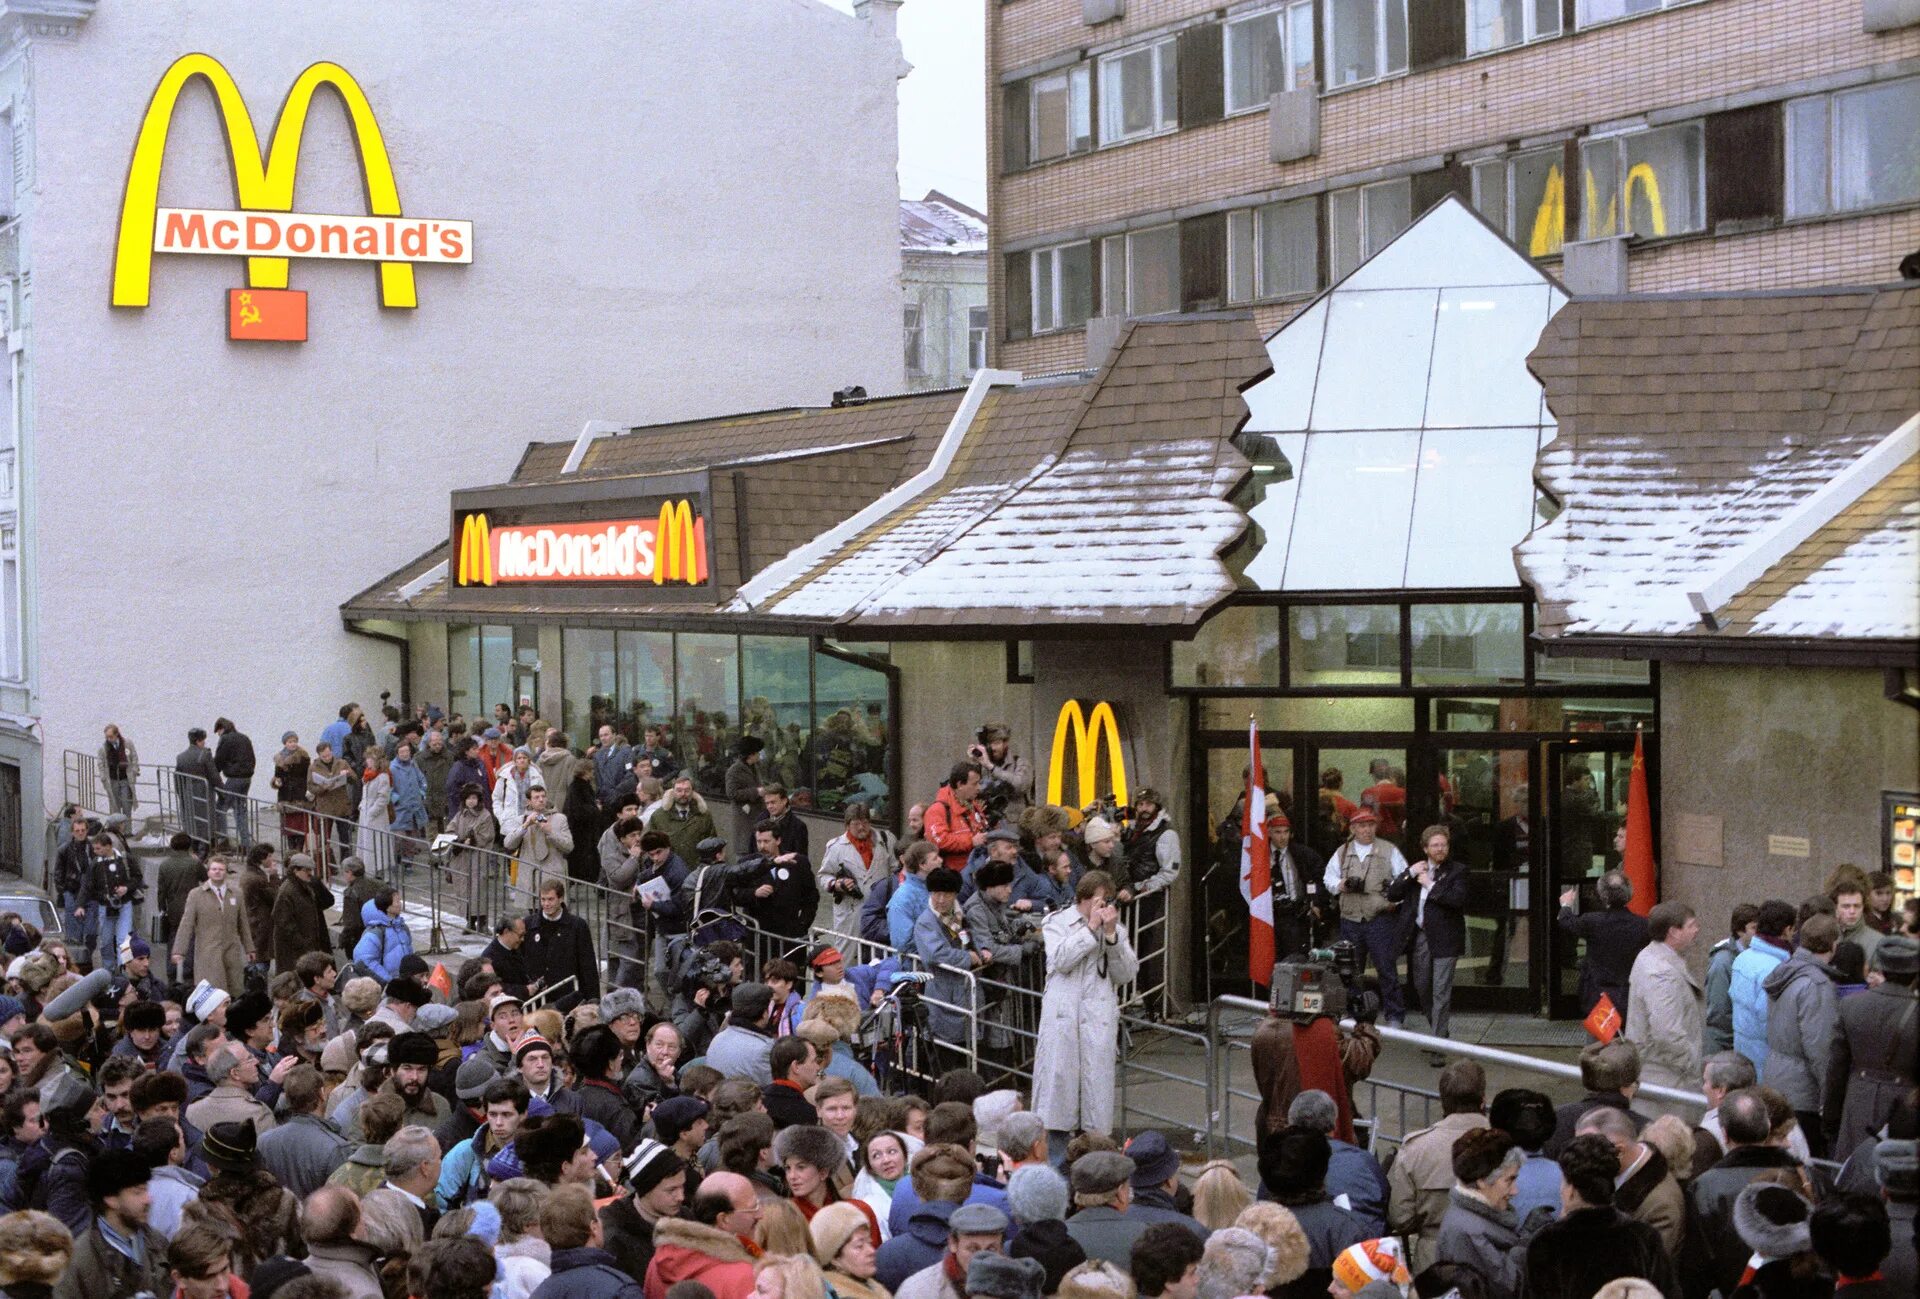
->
[987,0,1920,374]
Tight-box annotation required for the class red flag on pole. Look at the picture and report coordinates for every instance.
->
[1240,719,1274,987]
[1621,731,1657,917]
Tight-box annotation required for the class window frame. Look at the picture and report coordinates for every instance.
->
[1097,35,1180,146]
[1785,77,1920,220]
[0,521,18,682]
[903,303,925,376]
[1323,0,1408,92]
[1027,63,1093,164]
[1578,121,1707,243]
[1327,175,1413,280]
[1574,0,1702,30]
[1226,196,1322,304]
[967,305,988,374]
[1465,0,1562,56]
[1470,144,1569,257]
[1030,240,1093,335]
[1224,1,1316,116]
[1100,223,1183,318]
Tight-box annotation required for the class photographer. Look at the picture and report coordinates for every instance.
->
[1321,808,1410,1027]
[1268,811,1326,960]
[967,724,1032,819]
[927,762,989,875]
[669,937,743,1059]
[89,832,142,975]
[819,802,897,938]
[504,784,573,878]
[962,855,1044,1054]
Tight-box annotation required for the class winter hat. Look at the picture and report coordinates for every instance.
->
[1069,1151,1134,1197]
[1330,1239,1409,1294]
[484,1142,524,1182]
[1009,1220,1087,1295]
[227,992,273,1038]
[2,928,32,957]
[319,1033,359,1073]
[927,867,963,894]
[397,955,431,980]
[250,1257,310,1299]
[40,1073,94,1132]
[773,1124,846,1175]
[465,1199,502,1247]
[984,826,1022,846]
[803,995,860,1040]
[1124,1130,1181,1188]
[949,1203,1011,1236]
[974,859,1015,891]
[810,1201,874,1268]
[599,988,646,1022]
[202,1119,260,1173]
[1006,1164,1070,1225]
[387,1031,438,1067]
[122,937,152,961]
[384,978,431,1008]
[341,976,382,1016]
[1874,935,1919,976]
[455,1054,498,1102]
[623,1138,686,1195]
[730,982,774,1025]
[0,995,25,1025]
[487,992,525,1019]
[1235,1203,1312,1288]
[640,832,672,853]
[1080,816,1118,847]
[513,1032,554,1064]
[1733,1183,1813,1260]
[416,1003,459,1036]
[796,1019,840,1052]
[124,1000,166,1033]
[85,1148,151,1205]
[651,1096,711,1145]
[967,1253,1046,1299]
[185,981,230,1022]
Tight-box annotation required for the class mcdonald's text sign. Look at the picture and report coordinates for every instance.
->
[1047,699,1130,810]
[453,501,709,590]
[113,53,473,340]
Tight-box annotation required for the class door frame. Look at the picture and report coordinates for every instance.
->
[1542,733,1657,1019]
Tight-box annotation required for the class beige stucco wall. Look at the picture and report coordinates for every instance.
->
[894,641,1036,818]
[1658,663,1919,929]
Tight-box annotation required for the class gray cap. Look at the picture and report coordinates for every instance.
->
[949,1202,1011,1236]
[966,1253,1044,1299]
[455,1054,499,1102]
[730,982,774,1025]
[416,1003,459,1036]
[984,826,1022,845]
[1069,1150,1135,1195]
[1873,934,1918,976]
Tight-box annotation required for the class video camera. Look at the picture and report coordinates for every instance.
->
[1270,940,1379,1024]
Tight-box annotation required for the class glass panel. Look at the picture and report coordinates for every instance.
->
[1535,653,1651,686]
[1512,148,1566,257]
[1157,40,1178,125]
[1031,73,1070,161]
[1554,749,1629,884]
[675,633,739,792]
[1579,138,1621,239]
[616,630,675,743]
[1405,427,1541,587]
[447,624,481,721]
[1362,179,1413,257]
[1409,604,1526,686]
[1101,46,1158,140]
[1171,605,1282,687]
[1435,696,1653,731]
[1200,695,1418,731]
[1328,187,1364,280]
[1203,743,1297,983]
[1468,0,1525,55]
[1471,160,1508,235]
[1129,225,1182,315]
[1015,640,1033,680]
[1059,242,1094,327]
[1032,251,1056,333]
[1622,123,1704,237]
[1327,0,1378,88]
[1288,2,1316,91]
[1242,302,1325,434]
[480,625,514,722]
[1284,431,1421,588]
[1436,746,1532,991]
[814,651,891,820]
[1070,66,1092,152]
[562,628,617,742]
[1383,0,1408,75]
[1260,198,1319,298]
[1312,289,1435,429]
[1228,210,1256,303]
[1425,286,1553,428]
[1534,0,1563,37]
[1240,431,1308,589]
[741,636,811,797]
[1227,10,1285,113]
[1288,605,1401,688]
[1313,746,1409,855]
[1785,98,1829,218]
[1102,235,1128,314]
[1834,79,1920,212]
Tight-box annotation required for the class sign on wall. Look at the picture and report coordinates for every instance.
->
[1047,699,1130,810]
[112,53,473,341]
[453,499,709,591]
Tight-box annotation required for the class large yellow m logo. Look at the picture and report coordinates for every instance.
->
[113,53,415,308]
[654,499,706,586]
[1047,700,1129,809]
[457,514,493,587]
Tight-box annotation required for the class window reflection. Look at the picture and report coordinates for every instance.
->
[561,628,617,740]
[1405,428,1540,588]
[814,651,891,819]
[743,636,812,800]
[1425,288,1555,427]
[1409,604,1526,685]
[1312,290,1436,430]
[1284,431,1420,588]
[676,633,740,793]
[1173,606,1281,687]
[1288,605,1401,687]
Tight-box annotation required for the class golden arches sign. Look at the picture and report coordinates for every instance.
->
[655,499,705,586]
[1046,700,1129,809]
[113,53,418,308]
[457,514,494,587]
[1526,161,1670,258]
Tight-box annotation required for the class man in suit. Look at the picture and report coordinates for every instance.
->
[1267,811,1325,960]
[1388,825,1469,1058]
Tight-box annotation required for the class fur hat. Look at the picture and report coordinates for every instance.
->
[341,976,382,1016]
[1018,804,1074,838]
[795,1018,840,1051]
[974,859,1015,890]
[455,1054,498,1102]
[319,1032,359,1073]
[773,1124,846,1175]
[967,1253,1045,1299]
[124,1000,166,1033]
[13,952,57,994]
[1734,1183,1813,1258]
[803,995,860,1040]
[927,867,963,894]
[599,988,646,1022]
[384,978,431,1008]
[1235,1203,1312,1287]
[227,992,273,1037]
[387,1030,437,1067]
[810,1201,873,1268]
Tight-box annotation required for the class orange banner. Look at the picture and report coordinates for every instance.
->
[228,288,307,341]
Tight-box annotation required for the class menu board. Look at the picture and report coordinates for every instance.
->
[1886,791,1920,898]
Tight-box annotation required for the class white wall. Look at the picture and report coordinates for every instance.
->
[25,0,904,798]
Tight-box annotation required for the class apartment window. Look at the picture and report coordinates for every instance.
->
[1031,241,1094,333]
[1467,0,1561,54]
[1099,37,1178,143]
[1580,123,1705,240]
[967,306,988,373]
[1225,2,1317,112]
[1100,225,1181,316]
[1576,0,1694,25]
[1227,197,1320,301]
[1029,65,1093,162]
[1325,0,1407,89]
[1787,78,1920,218]
[1472,146,1568,257]
[903,304,924,374]
[1328,177,1412,280]
[2,523,22,681]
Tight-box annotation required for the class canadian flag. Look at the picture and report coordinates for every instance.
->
[1239,720,1274,987]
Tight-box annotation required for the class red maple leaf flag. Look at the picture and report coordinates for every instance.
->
[1240,719,1274,987]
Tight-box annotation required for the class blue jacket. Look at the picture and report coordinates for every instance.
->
[1511,1151,1561,1224]
[887,1173,1011,1239]
[530,1247,646,1299]
[592,744,632,802]
[436,1126,491,1207]
[353,897,415,981]
[1009,863,1071,912]
[1730,935,1792,1071]
[320,718,352,758]
[389,759,428,831]
[888,874,929,950]
[877,1200,957,1292]
[826,1041,882,1097]
[1327,1138,1389,1234]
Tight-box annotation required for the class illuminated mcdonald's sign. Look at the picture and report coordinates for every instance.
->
[451,501,709,589]
[1526,160,1671,258]
[112,53,473,338]
[1047,699,1130,809]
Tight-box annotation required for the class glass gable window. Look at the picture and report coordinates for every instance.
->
[1410,604,1526,685]
[1226,2,1316,113]
[1579,124,1706,241]
[1786,78,1920,218]
[1468,0,1560,55]
[1031,241,1094,333]
[1325,0,1407,90]
[1328,178,1412,281]
[1227,197,1320,303]
[1102,224,1181,317]
[1289,605,1401,688]
[1472,146,1568,258]
[1099,38,1178,143]
[1029,65,1093,162]
[1172,605,1282,687]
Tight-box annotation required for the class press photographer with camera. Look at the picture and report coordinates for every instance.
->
[1253,945,1382,1143]
[818,802,898,938]
[1267,810,1326,960]
[966,723,1032,819]
[89,832,143,975]
[927,762,990,875]
[1320,807,1410,1027]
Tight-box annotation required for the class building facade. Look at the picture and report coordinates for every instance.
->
[987,0,1920,375]
[901,191,989,391]
[1,0,908,876]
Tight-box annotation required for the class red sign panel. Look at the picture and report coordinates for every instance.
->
[228,288,308,341]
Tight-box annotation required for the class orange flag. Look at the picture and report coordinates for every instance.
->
[1621,731,1657,917]
[429,962,453,1000]
[1583,991,1622,1043]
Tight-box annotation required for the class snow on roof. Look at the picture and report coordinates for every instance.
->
[900,191,988,254]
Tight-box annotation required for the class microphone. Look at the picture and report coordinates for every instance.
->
[42,968,111,1021]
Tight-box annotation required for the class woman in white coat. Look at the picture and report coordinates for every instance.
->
[1032,869,1137,1140]
[357,749,394,874]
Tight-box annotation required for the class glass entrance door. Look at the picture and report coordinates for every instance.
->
[1192,739,1298,1001]
[1546,739,1639,1018]
[1431,744,1537,1012]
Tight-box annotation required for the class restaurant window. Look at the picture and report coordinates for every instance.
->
[1580,123,1706,240]
[967,306,988,374]
[1324,0,1407,89]
[1226,2,1316,113]
[1288,605,1401,688]
[1099,37,1178,144]
[1471,146,1567,257]
[1467,0,1560,55]
[1786,78,1920,218]
[1535,653,1651,686]
[617,630,676,741]
[903,304,924,375]
[448,625,481,719]
[1029,64,1093,162]
[1172,605,1282,688]
[676,633,739,792]
[1031,241,1094,333]
[742,636,812,798]
[1328,177,1412,280]
[561,628,618,741]
[1227,197,1320,303]
[813,647,891,819]
[1410,604,1526,686]
[1101,224,1181,317]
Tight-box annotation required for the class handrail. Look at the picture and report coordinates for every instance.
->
[1209,994,1710,1109]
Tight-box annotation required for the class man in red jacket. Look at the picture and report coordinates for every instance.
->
[643,1170,762,1299]
[926,763,987,875]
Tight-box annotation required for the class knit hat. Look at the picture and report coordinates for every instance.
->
[398,955,431,980]
[513,1032,555,1064]
[319,1033,358,1073]
[809,1201,873,1268]
[384,978,431,1008]
[651,1095,711,1145]
[1734,1183,1813,1259]
[250,1258,310,1299]
[1874,935,1919,976]
[455,1054,498,1102]
[121,937,152,961]
[41,1073,95,1130]
[599,988,646,1022]
[967,1253,1045,1299]
[341,976,382,1016]
[1009,1220,1086,1295]
[949,1203,1011,1236]
[416,1003,459,1036]
[0,995,22,1025]
[387,1031,437,1067]
[1080,816,1118,846]
[623,1138,685,1195]
[1331,1239,1410,1293]
[730,982,774,1025]
[465,1199,502,1247]
[1124,1130,1181,1187]
[773,1124,846,1175]
[1069,1151,1134,1196]
[203,1119,260,1173]
[185,980,230,1021]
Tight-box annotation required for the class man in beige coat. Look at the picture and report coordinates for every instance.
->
[1625,901,1703,1108]
[172,856,254,993]
[1388,1059,1489,1273]
[186,1043,278,1134]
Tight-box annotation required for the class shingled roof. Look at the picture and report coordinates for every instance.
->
[344,312,1271,635]
[1516,283,1920,665]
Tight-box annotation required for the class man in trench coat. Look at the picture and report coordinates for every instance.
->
[1032,870,1137,1140]
[172,855,254,993]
